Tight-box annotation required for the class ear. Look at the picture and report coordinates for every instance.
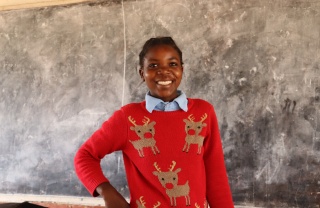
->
[153,171,160,176]
[174,168,181,173]
[139,68,145,81]
[150,121,156,127]
[183,119,189,123]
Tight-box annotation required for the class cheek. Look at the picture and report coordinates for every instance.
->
[143,74,154,84]
[143,69,155,78]
[174,70,183,80]
[143,72,151,78]
[141,68,151,77]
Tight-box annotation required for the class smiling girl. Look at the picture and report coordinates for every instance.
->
[74,37,234,208]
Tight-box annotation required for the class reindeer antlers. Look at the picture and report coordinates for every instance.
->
[128,116,150,126]
[128,116,137,126]
[188,114,208,122]
[139,196,160,207]
[188,114,195,121]
[139,196,146,206]
[169,161,176,171]
[142,116,150,126]
[153,201,161,208]
[153,162,161,172]
[154,161,177,172]
[200,113,207,122]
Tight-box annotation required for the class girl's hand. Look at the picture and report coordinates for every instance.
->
[96,182,130,208]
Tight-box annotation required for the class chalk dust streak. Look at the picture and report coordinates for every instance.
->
[121,0,127,107]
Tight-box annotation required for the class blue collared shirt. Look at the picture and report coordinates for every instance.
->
[145,91,188,113]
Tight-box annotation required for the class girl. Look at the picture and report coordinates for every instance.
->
[74,37,234,208]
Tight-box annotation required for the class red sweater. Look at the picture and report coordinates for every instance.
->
[74,98,234,208]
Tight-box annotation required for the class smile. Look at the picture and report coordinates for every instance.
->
[157,81,172,85]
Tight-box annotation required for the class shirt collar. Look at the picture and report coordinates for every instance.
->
[145,91,188,113]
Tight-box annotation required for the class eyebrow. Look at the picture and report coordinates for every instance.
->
[145,57,179,62]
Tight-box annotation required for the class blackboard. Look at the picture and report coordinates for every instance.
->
[0,0,319,207]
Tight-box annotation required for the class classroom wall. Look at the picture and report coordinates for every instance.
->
[0,0,319,207]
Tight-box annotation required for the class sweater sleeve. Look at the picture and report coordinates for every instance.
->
[204,105,234,207]
[74,109,128,196]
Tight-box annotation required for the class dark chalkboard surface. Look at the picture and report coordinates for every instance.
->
[0,0,319,207]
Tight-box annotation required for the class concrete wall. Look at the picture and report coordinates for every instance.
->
[0,0,319,207]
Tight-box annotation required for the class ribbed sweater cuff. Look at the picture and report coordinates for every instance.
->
[87,176,109,197]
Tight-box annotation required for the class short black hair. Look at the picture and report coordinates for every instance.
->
[139,37,183,68]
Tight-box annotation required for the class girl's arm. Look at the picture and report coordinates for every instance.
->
[74,109,128,200]
[96,182,129,208]
[204,105,234,208]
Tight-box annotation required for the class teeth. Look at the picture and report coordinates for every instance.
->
[157,81,172,85]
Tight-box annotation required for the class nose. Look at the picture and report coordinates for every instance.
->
[165,183,174,189]
[188,129,196,135]
[144,132,152,138]
[157,65,170,74]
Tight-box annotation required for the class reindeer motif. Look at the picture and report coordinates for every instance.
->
[128,116,160,157]
[136,196,161,208]
[182,114,207,154]
[195,201,208,208]
[153,161,190,206]
[153,201,161,208]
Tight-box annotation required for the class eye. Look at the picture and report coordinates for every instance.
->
[148,63,158,68]
[169,62,178,67]
[197,126,201,129]
[138,130,141,133]
[173,177,176,180]
[161,178,165,181]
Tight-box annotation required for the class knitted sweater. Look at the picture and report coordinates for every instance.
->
[74,98,234,208]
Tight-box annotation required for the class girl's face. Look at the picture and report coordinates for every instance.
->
[139,44,183,102]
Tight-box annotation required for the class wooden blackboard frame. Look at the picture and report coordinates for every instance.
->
[0,0,92,11]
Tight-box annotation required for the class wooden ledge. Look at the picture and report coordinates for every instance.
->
[0,0,93,11]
